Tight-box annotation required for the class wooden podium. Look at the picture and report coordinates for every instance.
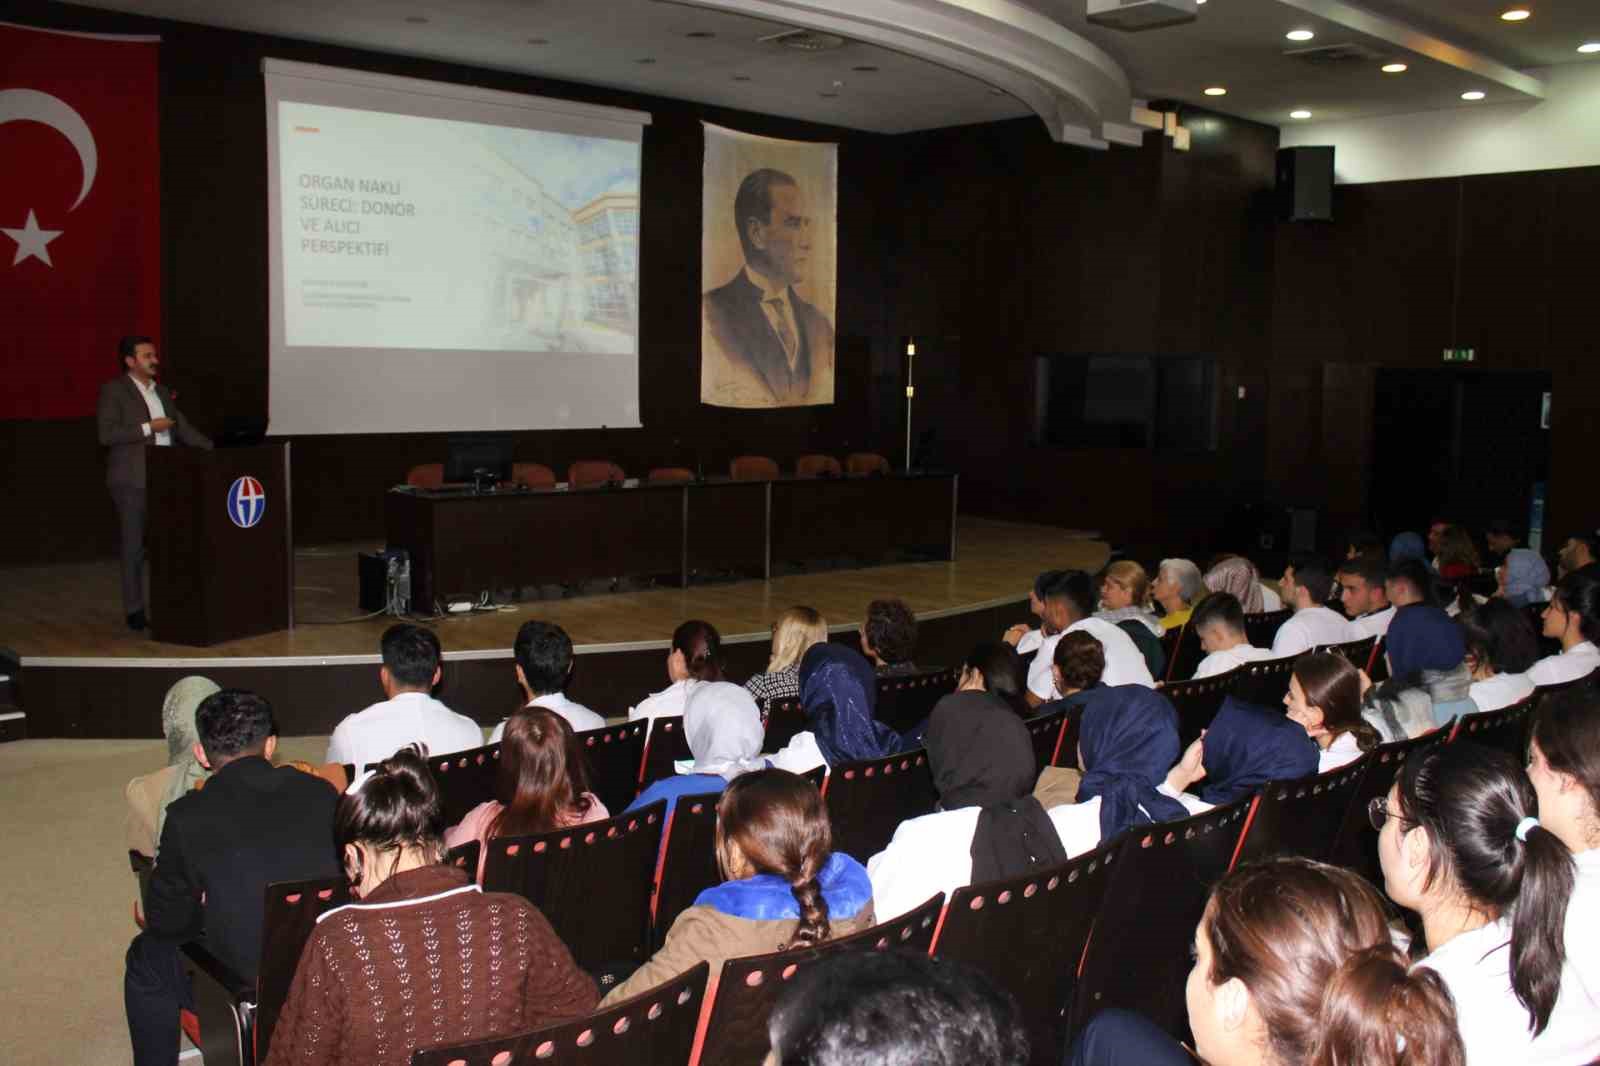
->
[148,443,293,646]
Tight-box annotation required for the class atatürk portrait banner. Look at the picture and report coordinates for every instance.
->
[701,123,837,409]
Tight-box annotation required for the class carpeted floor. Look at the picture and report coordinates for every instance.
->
[0,734,332,1066]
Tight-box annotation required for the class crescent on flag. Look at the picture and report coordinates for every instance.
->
[0,88,99,210]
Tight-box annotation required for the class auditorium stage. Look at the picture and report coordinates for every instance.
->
[2,517,1106,738]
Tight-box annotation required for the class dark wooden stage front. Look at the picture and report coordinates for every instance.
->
[2,517,1105,739]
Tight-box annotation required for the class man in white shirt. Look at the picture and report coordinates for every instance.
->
[489,620,606,743]
[1335,556,1396,638]
[1272,555,1364,656]
[1007,570,1153,703]
[1529,571,1600,686]
[325,624,484,768]
[1190,592,1277,680]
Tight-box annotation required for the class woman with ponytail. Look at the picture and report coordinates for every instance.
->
[1378,741,1595,1064]
[1069,856,1465,1066]
[630,619,737,735]
[264,747,597,1066]
[600,768,873,1005]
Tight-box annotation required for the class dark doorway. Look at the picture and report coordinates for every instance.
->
[1369,368,1551,541]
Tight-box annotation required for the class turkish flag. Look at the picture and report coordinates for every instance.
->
[0,22,159,420]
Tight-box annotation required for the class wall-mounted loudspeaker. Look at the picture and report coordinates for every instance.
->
[1276,146,1334,222]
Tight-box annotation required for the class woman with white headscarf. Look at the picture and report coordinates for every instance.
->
[125,675,221,857]
[626,679,766,818]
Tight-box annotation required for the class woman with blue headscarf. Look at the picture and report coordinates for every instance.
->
[1160,697,1321,814]
[1498,548,1551,608]
[768,643,903,775]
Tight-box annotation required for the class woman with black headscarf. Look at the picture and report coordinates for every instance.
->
[768,643,903,775]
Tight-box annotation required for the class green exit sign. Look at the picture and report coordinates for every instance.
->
[1442,347,1477,363]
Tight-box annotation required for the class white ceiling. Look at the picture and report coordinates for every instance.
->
[66,0,1600,133]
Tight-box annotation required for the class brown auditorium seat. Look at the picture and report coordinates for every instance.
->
[1449,694,1538,760]
[575,720,649,813]
[426,743,502,828]
[638,714,694,789]
[568,460,625,487]
[729,455,780,481]
[647,466,695,484]
[511,462,556,488]
[822,749,938,862]
[844,452,891,476]
[405,462,444,488]
[794,454,841,479]
[1230,757,1371,868]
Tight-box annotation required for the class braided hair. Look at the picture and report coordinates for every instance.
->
[716,769,833,949]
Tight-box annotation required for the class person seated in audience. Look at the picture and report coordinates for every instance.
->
[126,675,220,860]
[953,640,1030,716]
[1360,560,1474,739]
[627,677,765,818]
[1530,571,1600,686]
[1385,559,1467,676]
[1203,555,1265,614]
[1272,555,1363,656]
[859,597,919,675]
[866,665,1066,920]
[1391,530,1429,566]
[1484,518,1520,567]
[127,690,340,1066]
[767,949,1029,1066]
[745,606,828,706]
[1427,516,1455,569]
[1435,525,1482,584]
[1498,548,1552,609]
[325,623,483,769]
[631,619,727,732]
[1528,690,1600,997]
[1556,532,1600,579]
[489,620,604,743]
[1336,555,1397,637]
[1067,857,1466,1066]
[602,768,873,1005]
[1283,652,1376,772]
[1034,631,1107,713]
[1377,742,1596,1065]
[1458,600,1540,712]
[444,707,608,880]
[1010,570,1152,705]
[1002,569,1065,654]
[1151,558,1204,631]
[264,748,597,1066]
[1346,528,1386,562]
[1162,696,1320,811]
[767,643,904,774]
[1190,593,1275,680]
[1095,560,1163,636]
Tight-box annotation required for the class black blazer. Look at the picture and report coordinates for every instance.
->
[144,756,341,979]
[703,270,833,404]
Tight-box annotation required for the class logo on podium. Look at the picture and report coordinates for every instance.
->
[227,476,266,529]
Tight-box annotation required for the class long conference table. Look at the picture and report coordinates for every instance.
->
[385,471,959,609]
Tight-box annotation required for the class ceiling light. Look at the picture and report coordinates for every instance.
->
[1290,109,1313,119]
[731,74,751,82]
[404,15,428,23]
[526,37,548,45]
[1204,86,1227,96]
[989,88,1006,96]
[1461,90,1486,100]
[1579,43,1600,54]
[851,65,879,72]
[1500,8,1531,21]
[1382,62,1408,73]
[635,57,656,64]
[1286,30,1315,42]
[685,31,716,39]
[818,92,838,99]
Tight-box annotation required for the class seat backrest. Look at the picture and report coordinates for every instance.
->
[510,462,556,489]
[445,839,481,876]
[652,791,722,951]
[1117,620,1167,681]
[1025,706,1070,773]
[1071,797,1253,1038]
[1327,727,1448,884]
[429,743,502,827]
[844,451,890,476]
[1162,622,1204,683]
[822,749,938,862]
[1163,671,1235,747]
[1450,695,1537,761]
[405,462,444,489]
[639,714,695,788]
[409,961,710,1066]
[575,720,649,814]
[762,697,807,752]
[933,840,1120,1066]
[1231,758,1371,868]
[729,454,780,481]
[481,801,666,977]
[1242,607,1292,650]
[255,877,350,1062]
[694,894,944,1066]
[873,666,959,736]
[1229,653,1299,709]
[1315,635,1377,671]
[646,466,695,484]
[568,460,625,487]
[794,454,842,479]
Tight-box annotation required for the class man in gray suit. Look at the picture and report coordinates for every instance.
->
[97,336,212,630]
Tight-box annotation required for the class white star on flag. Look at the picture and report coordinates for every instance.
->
[3,209,63,267]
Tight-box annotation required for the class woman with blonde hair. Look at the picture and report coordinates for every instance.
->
[746,606,828,705]
[1096,561,1161,636]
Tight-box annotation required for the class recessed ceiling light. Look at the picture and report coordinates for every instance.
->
[1382,62,1408,73]
[989,88,1006,96]
[1290,109,1313,119]
[635,57,656,64]
[1203,86,1227,96]
[1286,29,1315,42]
[818,92,838,99]
[1461,90,1486,100]
[526,37,548,45]
[1579,43,1600,54]
[685,31,716,39]
[852,65,879,72]
[731,74,751,82]
[404,15,428,23]
[1500,8,1531,21]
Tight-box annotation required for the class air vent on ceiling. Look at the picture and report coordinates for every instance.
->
[1285,42,1383,64]
[758,29,847,52]
[1086,0,1198,33]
